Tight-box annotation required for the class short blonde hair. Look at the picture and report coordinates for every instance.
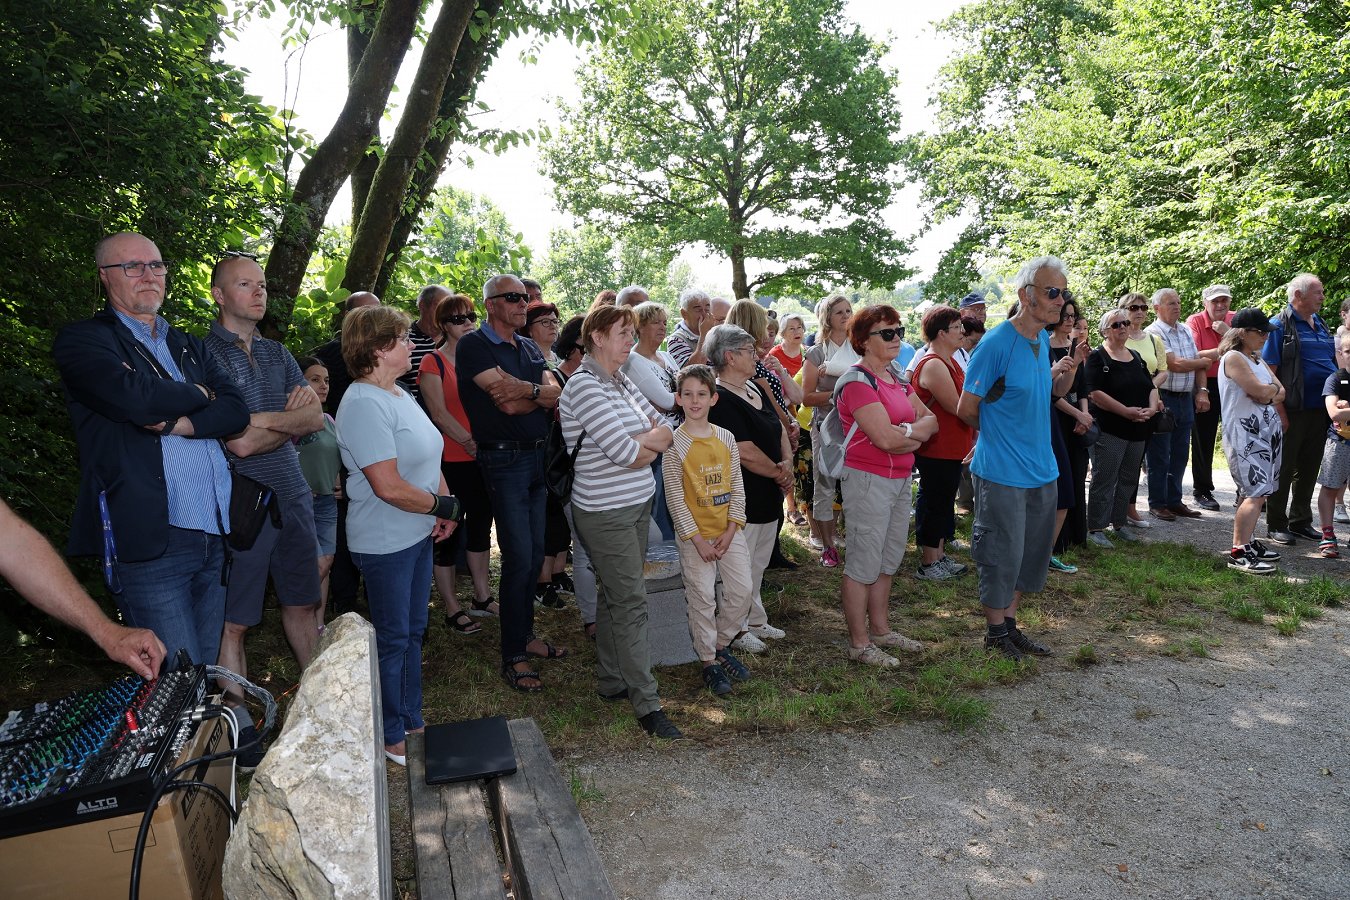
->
[727,299,768,344]
[633,301,668,330]
[342,306,411,379]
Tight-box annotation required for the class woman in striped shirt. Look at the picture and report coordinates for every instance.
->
[559,306,682,740]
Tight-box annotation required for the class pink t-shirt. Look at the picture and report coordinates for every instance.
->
[838,371,916,479]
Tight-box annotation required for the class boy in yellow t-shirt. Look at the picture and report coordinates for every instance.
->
[662,366,756,696]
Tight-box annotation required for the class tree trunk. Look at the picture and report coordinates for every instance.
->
[348,16,378,231]
[342,0,479,295]
[730,242,749,299]
[374,0,505,297]
[261,0,421,338]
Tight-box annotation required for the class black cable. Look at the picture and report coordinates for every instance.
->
[128,778,237,900]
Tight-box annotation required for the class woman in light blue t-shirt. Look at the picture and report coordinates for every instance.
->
[336,306,458,768]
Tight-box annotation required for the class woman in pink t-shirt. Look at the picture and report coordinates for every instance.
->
[836,305,938,668]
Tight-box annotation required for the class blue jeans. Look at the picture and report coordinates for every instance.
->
[479,446,546,664]
[353,538,432,746]
[649,456,676,542]
[1146,392,1196,510]
[115,526,226,667]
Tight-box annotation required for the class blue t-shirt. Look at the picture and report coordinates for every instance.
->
[1262,306,1336,411]
[1322,368,1350,441]
[965,320,1057,488]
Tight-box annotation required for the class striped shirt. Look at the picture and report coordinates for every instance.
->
[559,356,663,512]
[204,322,310,500]
[114,311,232,533]
[1146,319,1199,394]
[662,424,746,541]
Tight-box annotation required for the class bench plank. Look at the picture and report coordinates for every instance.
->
[493,719,617,900]
[406,732,506,900]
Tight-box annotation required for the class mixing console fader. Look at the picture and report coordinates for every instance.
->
[0,663,209,839]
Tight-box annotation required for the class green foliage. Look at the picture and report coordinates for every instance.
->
[912,0,1350,317]
[418,187,532,290]
[543,0,911,298]
[534,225,690,316]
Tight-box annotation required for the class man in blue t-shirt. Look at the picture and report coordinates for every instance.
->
[957,256,1086,660]
[1261,273,1336,545]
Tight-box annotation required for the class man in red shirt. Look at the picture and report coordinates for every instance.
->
[1187,284,1236,511]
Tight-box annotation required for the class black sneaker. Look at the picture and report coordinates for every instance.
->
[701,664,733,696]
[597,687,628,702]
[1228,549,1275,575]
[984,633,1024,661]
[552,572,575,595]
[1193,491,1220,512]
[234,723,266,773]
[1249,539,1281,562]
[534,583,565,609]
[1008,626,1052,656]
[637,709,685,740]
[714,647,752,682]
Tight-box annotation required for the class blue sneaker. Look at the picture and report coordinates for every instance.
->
[702,664,733,696]
[714,648,752,682]
[1048,556,1078,574]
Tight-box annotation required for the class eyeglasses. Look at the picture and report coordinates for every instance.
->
[1028,284,1074,302]
[487,291,530,304]
[1126,304,1148,312]
[99,260,169,277]
[444,313,477,325]
[532,317,560,327]
[869,327,905,341]
[1107,320,1129,330]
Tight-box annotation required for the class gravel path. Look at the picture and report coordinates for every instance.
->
[576,468,1350,899]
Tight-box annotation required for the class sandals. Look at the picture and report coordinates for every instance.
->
[526,639,569,659]
[468,596,499,617]
[447,610,481,635]
[583,622,597,641]
[502,663,543,693]
[788,511,808,527]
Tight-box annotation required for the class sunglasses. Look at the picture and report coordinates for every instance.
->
[443,313,477,325]
[1126,304,1148,312]
[1030,285,1074,302]
[1107,320,1129,330]
[487,291,530,304]
[869,327,905,341]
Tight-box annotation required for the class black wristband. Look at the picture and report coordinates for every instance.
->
[431,494,462,521]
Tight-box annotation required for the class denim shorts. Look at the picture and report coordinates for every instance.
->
[312,492,337,556]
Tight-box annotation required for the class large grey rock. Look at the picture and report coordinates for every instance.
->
[223,613,391,900]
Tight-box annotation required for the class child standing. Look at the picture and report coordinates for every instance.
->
[663,366,756,696]
[1315,334,1350,557]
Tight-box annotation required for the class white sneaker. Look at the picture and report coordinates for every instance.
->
[807,535,824,551]
[747,623,786,640]
[848,643,899,668]
[834,535,847,549]
[1336,505,1350,524]
[731,631,767,654]
[938,556,968,576]
[947,538,969,552]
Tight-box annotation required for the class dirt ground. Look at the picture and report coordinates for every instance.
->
[574,471,1350,899]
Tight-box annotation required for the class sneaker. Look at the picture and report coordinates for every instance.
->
[1228,549,1276,575]
[637,709,685,740]
[869,631,924,652]
[807,535,825,551]
[1048,556,1078,574]
[552,572,575,595]
[915,559,958,581]
[1087,531,1113,548]
[1111,526,1139,542]
[1249,539,1281,562]
[1008,626,1052,656]
[232,721,266,773]
[597,687,628,702]
[534,582,565,609]
[730,631,767,654]
[1336,504,1350,524]
[946,538,969,552]
[938,556,968,576]
[1320,534,1340,558]
[747,623,786,640]
[1124,516,1153,528]
[1194,491,1221,512]
[984,633,1025,661]
[714,647,752,681]
[848,643,899,668]
[820,547,840,568]
[701,664,733,696]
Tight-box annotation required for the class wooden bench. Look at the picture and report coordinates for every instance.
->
[406,718,617,900]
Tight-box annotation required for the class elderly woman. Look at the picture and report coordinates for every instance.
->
[1084,308,1160,547]
[519,301,572,608]
[911,306,975,581]
[337,306,457,766]
[559,305,682,739]
[705,325,794,655]
[837,306,937,666]
[772,313,809,526]
[800,294,855,565]
[1118,292,1170,526]
[621,301,681,543]
[1219,309,1285,573]
[418,294,496,633]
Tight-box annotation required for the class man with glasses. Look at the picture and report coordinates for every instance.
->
[457,274,565,691]
[204,253,325,759]
[956,256,1085,661]
[1187,285,1235,511]
[398,285,449,405]
[53,232,248,668]
[1145,288,1210,520]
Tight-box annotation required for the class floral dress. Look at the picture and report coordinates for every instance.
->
[1218,350,1283,498]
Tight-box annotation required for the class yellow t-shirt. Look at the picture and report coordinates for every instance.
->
[1126,332,1166,375]
[682,434,735,540]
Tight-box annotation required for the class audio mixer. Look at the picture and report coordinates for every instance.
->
[0,662,210,839]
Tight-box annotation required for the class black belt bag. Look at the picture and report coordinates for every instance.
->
[228,470,280,551]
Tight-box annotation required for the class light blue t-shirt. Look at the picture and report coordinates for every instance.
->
[337,382,444,555]
[965,320,1057,488]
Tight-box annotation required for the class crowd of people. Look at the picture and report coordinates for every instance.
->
[41,232,1350,752]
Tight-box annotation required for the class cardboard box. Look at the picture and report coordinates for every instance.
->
[0,715,234,899]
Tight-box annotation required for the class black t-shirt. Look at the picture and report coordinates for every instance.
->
[1084,347,1154,441]
[709,383,783,523]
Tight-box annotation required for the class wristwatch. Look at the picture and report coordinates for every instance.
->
[900,422,913,437]
[530,383,541,401]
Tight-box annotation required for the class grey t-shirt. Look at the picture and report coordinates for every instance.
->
[337,382,443,555]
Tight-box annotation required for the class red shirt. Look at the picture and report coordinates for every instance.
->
[768,344,805,379]
[911,354,974,460]
[1187,309,1235,380]
[418,350,474,463]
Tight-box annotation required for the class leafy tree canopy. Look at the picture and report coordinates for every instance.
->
[534,224,690,316]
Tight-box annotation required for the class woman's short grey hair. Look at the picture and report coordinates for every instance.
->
[779,312,806,334]
[1012,256,1069,292]
[704,324,756,371]
[1098,308,1129,336]
[633,301,667,329]
[679,288,711,312]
